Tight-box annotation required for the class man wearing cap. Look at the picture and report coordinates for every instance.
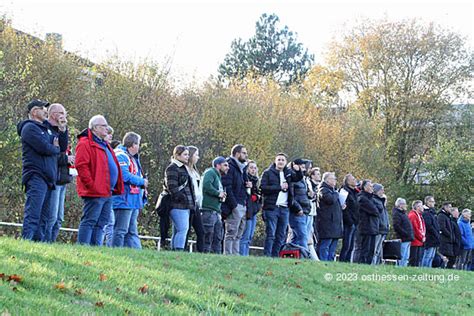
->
[17,99,60,241]
[201,157,229,253]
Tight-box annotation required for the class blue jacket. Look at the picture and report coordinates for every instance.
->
[112,145,145,210]
[221,157,248,216]
[17,119,60,187]
[458,217,473,250]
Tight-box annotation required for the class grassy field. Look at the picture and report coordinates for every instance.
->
[0,237,472,315]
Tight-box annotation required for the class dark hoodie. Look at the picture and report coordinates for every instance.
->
[17,119,60,187]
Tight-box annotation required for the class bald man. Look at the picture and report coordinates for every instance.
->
[42,103,72,242]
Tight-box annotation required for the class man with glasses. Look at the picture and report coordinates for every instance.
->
[17,99,60,241]
[75,115,124,246]
[421,196,440,267]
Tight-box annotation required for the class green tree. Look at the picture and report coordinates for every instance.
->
[218,13,314,87]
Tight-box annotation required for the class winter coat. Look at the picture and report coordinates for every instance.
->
[165,159,196,211]
[392,207,414,242]
[458,217,473,250]
[112,145,146,210]
[17,119,60,187]
[290,175,312,214]
[437,209,455,257]
[201,167,223,213]
[316,181,343,239]
[451,217,462,256]
[247,173,262,217]
[373,195,389,235]
[221,157,248,216]
[422,206,441,248]
[260,163,303,211]
[75,129,124,197]
[408,210,426,247]
[341,185,360,227]
[357,191,380,236]
[43,121,71,186]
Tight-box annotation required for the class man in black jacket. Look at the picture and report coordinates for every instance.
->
[260,153,302,257]
[43,103,73,242]
[221,144,250,255]
[392,198,414,267]
[451,207,463,269]
[438,202,456,268]
[421,196,440,267]
[17,99,60,241]
[353,179,379,264]
[339,174,360,262]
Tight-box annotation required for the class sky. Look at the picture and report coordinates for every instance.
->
[1,0,473,86]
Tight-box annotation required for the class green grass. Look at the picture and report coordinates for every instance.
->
[0,237,472,315]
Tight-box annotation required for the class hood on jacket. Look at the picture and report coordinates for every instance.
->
[17,119,44,136]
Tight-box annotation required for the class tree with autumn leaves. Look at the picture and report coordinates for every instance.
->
[0,16,472,243]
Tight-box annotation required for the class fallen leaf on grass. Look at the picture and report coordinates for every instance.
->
[115,287,122,293]
[238,293,246,299]
[99,273,107,281]
[295,284,302,289]
[54,282,66,290]
[7,275,22,283]
[83,261,92,266]
[95,302,104,308]
[74,289,84,296]
[162,298,171,305]
[139,284,149,294]
[265,271,273,276]
[224,274,232,280]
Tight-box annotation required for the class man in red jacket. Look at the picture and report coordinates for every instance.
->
[408,200,426,267]
[75,115,124,246]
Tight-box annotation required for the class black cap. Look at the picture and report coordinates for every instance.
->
[27,99,50,113]
[293,158,309,165]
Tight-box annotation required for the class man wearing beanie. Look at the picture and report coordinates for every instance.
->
[201,157,229,253]
[372,183,389,265]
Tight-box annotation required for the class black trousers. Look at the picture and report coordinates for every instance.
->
[409,246,423,267]
[356,233,376,264]
[185,210,205,252]
[159,214,171,250]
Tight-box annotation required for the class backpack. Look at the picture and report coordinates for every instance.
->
[279,243,311,259]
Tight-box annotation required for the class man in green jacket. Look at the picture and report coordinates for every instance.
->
[201,156,229,253]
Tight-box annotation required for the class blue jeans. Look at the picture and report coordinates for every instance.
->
[77,197,112,246]
[339,224,356,262]
[170,208,190,250]
[398,241,411,267]
[22,175,51,241]
[104,211,115,247]
[240,215,257,256]
[421,247,436,268]
[112,208,141,249]
[264,206,289,257]
[46,184,67,242]
[319,238,338,261]
[289,213,308,249]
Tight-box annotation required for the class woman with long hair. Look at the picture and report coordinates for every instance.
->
[164,145,196,250]
[184,146,205,252]
[239,160,262,256]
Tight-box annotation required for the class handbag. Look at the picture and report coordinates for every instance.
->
[155,178,188,217]
[382,239,402,260]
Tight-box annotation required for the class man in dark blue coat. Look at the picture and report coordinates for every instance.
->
[353,179,379,264]
[221,144,250,255]
[17,99,60,241]
[316,172,343,261]
[421,196,441,267]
